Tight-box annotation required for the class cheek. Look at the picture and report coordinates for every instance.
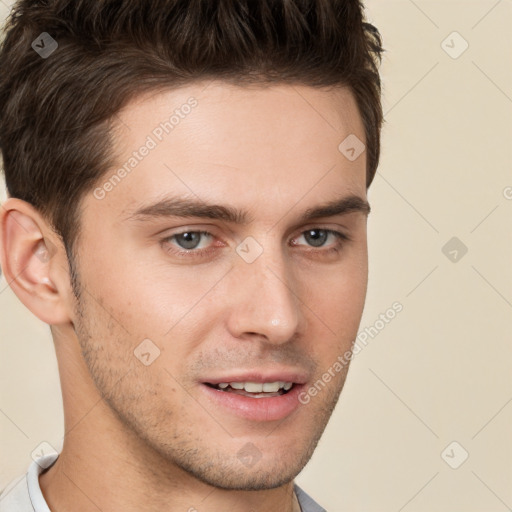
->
[310,253,367,305]
[81,249,215,337]
[303,256,368,347]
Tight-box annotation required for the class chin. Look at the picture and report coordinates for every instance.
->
[174,456,306,491]
[158,431,320,491]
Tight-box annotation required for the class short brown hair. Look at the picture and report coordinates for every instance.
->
[0,0,383,257]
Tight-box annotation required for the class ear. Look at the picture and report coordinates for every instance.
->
[0,198,74,325]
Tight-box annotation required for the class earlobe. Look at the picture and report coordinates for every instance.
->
[0,198,73,325]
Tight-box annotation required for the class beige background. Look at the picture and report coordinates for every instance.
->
[1,1,511,510]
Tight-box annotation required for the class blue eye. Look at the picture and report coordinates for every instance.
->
[161,228,349,259]
[170,230,213,250]
[296,229,347,248]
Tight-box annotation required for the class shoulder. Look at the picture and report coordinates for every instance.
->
[0,454,57,512]
[0,473,33,512]
[294,483,327,512]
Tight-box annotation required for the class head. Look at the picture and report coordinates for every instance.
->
[0,0,383,491]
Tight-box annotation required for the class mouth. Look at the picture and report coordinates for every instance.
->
[200,375,306,422]
[204,381,295,398]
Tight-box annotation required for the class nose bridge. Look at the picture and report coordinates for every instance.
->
[226,237,303,343]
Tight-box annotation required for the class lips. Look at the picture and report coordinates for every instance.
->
[200,371,308,421]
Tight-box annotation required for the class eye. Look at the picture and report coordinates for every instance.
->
[164,230,214,252]
[293,229,349,251]
[160,227,349,260]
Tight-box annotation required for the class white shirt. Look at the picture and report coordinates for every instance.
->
[0,454,326,512]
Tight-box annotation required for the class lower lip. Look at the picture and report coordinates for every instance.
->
[200,383,305,422]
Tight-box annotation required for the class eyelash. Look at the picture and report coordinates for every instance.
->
[160,228,350,259]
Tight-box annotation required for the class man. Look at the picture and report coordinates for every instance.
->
[0,0,383,510]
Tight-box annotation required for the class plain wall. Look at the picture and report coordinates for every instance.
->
[1,1,511,510]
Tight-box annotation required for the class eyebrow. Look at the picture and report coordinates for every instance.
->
[124,194,370,224]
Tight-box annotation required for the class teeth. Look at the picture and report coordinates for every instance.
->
[245,382,263,393]
[262,382,280,392]
[215,381,294,392]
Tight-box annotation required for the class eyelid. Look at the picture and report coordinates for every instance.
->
[160,226,350,258]
[291,228,350,247]
[161,225,348,243]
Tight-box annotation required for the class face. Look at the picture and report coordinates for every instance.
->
[71,81,369,490]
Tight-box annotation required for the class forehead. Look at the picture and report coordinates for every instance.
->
[87,81,367,223]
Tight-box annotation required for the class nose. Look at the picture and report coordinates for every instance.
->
[225,241,305,345]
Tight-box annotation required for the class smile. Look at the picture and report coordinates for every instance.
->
[205,381,294,398]
[201,380,305,422]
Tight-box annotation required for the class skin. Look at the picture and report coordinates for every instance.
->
[0,81,369,512]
